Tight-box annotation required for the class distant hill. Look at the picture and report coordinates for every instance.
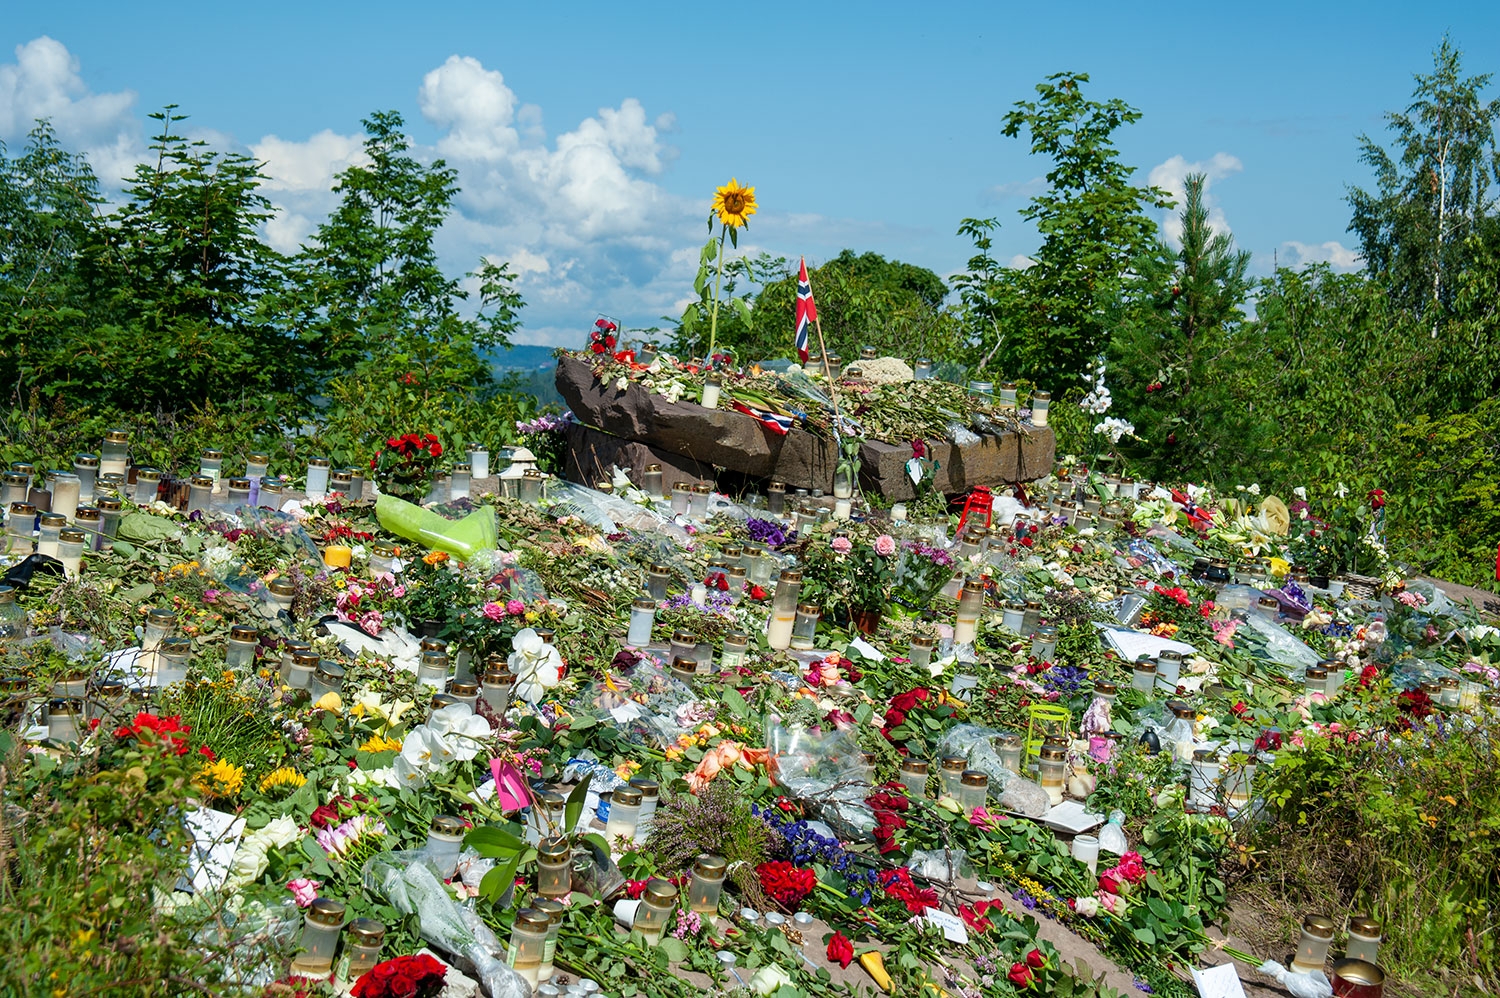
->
[488,344,559,371]
[488,345,564,409]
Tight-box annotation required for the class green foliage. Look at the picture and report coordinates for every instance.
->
[672,250,959,366]
[1110,174,1253,477]
[1347,35,1500,323]
[290,110,520,395]
[980,72,1170,391]
[1250,714,1500,991]
[0,738,284,995]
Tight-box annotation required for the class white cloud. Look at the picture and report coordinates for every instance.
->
[251,130,368,193]
[4,42,896,349]
[0,36,142,180]
[990,176,1046,200]
[1278,240,1362,271]
[1007,254,1036,270]
[1148,152,1243,246]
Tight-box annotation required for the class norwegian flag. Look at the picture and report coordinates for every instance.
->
[794,257,816,363]
[733,401,795,436]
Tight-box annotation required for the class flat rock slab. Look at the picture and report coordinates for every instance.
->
[556,355,1055,499]
[561,423,718,489]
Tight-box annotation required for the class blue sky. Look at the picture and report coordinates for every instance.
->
[4,1,1499,346]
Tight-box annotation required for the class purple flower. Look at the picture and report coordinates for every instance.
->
[745,518,788,549]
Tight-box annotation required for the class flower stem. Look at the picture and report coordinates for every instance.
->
[706,228,728,364]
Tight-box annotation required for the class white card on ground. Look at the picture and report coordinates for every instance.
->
[185,806,245,894]
[609,702,644,723]
[848,637,885,661]
[1191,963,1247,998]
[924,908,969,944]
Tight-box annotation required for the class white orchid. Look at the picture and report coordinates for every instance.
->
[394,727,449,787]
[1092,417,1135,443]
[1293,486,1308,500]
[508,627,564,704]
[426,703,492,761]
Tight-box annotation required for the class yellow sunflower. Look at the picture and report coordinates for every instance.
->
[358,733,403,754]
[195,759,246,799]
[258,766,307,795]
[712,178,757,229]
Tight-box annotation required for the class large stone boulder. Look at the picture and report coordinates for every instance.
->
[555,355,1055,498]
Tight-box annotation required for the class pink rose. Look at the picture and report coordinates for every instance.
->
[286,877,321,907]
[831,537,853,554]
[1096,890,1126,916]
[874,534,897,557]
[482,601,506,622]
[506,599,526,615]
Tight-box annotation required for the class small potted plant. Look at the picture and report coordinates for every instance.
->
[371,433,445,504]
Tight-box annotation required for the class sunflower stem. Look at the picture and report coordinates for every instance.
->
[706,227,728,365]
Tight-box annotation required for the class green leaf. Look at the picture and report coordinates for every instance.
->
[1132,926,1156,945]
[466,824,525,855]
[1147,897,1172,920]
[564,780,590,834]
[722,688,749,718]
[480,851,522,903]
[657,937,688,963]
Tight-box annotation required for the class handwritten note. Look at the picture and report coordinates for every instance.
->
[924,909,969,945]
[1191,963,1247,998]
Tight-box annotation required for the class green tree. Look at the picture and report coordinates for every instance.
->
[290,110,517,393]
[734,251,956,365]
[0,122,103,403]
[29,107,300,413]
[1347,35,1500,327]
[981,71,1169,390]
[1111,173,1253,478]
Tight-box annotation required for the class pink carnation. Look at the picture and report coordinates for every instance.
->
[874,534,897,557]
[506,599,526,615]
[831,537,853,555]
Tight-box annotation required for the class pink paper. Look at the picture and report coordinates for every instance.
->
[491,759,531,811]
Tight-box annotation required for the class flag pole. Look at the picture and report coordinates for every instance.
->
[810,304,859,501]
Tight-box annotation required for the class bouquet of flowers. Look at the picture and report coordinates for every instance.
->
[893,540,955,606]
[351,953,447,998]
[588,315,619,355]
[372,433,445,503]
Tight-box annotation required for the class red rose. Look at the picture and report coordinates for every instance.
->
[826,931,854,968]
[1009,962,1035,987]
[911,438,926,459]
[590,341,606,354]
[1099,872,1122,895]
[1025,948,1046,969]
[959,903,993,933]
[389,972,419,998]
[429,444,442,458]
